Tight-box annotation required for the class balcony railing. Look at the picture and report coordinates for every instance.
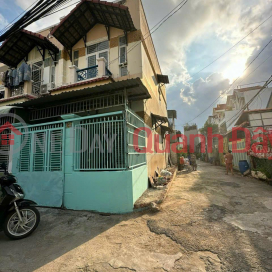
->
[11,86,24,97]
[77,65,98,82]
[106,67,112,76]
[76,65,112,82]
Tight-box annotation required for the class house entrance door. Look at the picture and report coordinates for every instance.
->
[12,125,65,207]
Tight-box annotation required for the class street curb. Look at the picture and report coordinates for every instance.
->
[133,168,178,212]
[157,168,177,204]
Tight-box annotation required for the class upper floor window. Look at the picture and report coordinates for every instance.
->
[73,50,79,67]
[86,40,109,68]
[119,36,128,77]
[119,36,127,64]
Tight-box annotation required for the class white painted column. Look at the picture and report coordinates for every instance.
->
[97,57,106,78]
[69,65,78,84]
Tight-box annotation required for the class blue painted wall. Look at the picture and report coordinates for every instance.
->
[11,119,148,213]
[64,171,133,213]
[131,165,148,204]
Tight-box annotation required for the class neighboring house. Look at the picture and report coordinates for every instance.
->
[219,86,272,132]
[219,86,272,170]
[0,0,169,213]
[167,110,180,165]
[184,124,199,152]
[235,108,272,136]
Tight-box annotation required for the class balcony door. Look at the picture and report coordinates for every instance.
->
[86,40,109,79]
[32,61,43,95]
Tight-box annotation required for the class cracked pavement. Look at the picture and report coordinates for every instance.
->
[1,162,272,272]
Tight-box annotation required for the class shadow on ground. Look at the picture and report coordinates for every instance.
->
[0,208,143,272]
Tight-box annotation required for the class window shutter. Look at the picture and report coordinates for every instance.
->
[49,130,63,171]
[99,51,108,66]
[87,44,97,54]
[33,132,46,172]
[51,66,55,83]
[119,47,126,64]
[88,55,96,67]
[73,50,79,60]
[19,134,31,172]
[120,66,128,77]
[119,36,126,46]
[98,41,109,51]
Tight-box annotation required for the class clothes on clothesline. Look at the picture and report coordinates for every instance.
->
[2,62,32,88]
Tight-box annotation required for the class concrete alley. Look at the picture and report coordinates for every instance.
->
[1,163,272,272]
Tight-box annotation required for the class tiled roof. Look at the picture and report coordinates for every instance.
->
[51,77,113,92]
[0,30,59,67]
[0,94,36,103]
[244,108,272,113]
[214,104,227,111]
[235,86,262,92]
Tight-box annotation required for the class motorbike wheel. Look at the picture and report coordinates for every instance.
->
[4,207,40,240]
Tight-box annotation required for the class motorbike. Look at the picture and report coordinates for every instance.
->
[0,162,40,240]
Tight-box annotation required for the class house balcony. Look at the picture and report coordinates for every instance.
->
[49,57,113,95]
[77,65,112,82]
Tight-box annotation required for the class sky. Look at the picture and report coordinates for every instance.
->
[0,0,272,132]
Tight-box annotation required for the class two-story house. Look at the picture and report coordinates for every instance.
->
[0,0,169,213]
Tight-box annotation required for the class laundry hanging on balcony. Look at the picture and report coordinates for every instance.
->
[3,63,32,88]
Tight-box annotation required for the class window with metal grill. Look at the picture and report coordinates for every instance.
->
[119,37,127,64]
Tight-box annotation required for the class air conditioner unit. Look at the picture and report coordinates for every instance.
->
[40,84,48,94]
[119,63,127,67]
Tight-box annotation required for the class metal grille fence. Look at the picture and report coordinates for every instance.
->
[126,110,146,168]
[74,113,126,170]
[228,139,249,170]
[30,93,125,121]
[16,110,146,173]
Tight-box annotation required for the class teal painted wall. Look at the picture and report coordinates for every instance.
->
[131,165,148,204]
[64,171,133,213]
[11,120,148,213]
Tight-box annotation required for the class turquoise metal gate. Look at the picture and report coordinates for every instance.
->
[11,109,147,212]
[12,123,65,207]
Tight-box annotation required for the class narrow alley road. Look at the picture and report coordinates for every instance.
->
[1,163,272,272]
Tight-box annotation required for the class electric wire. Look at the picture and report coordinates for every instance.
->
[182,36,272,125]
[189,13,272,79]
[108,0,189,66]
[222,75,272,129]
[0,0,40,35]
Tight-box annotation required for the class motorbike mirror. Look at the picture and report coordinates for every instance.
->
[0,162,7,171]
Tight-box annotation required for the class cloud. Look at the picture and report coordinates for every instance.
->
[168,73,230,129]
[0,13,8,30]
[15,0,37,10]
[142,0,272,129]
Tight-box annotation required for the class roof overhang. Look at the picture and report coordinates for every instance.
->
[151,113,168,130]
[11,78,151,108]
[51,0,136,50]
[234,108,272,126]
[225,121,249,136]
[167,110,177,119]
[161,125,173,134]
[0,30,59,67]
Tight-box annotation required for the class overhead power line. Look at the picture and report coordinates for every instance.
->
[0,0,40,35]
[108,0,189,66]
[190,13,272,79]
[182,36,272,125]
[224,75,272,128]
[0,0,72,42]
